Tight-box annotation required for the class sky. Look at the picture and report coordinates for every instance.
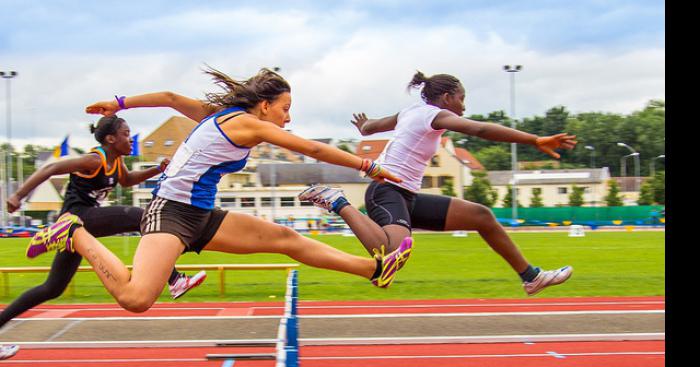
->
[0,0,665,151]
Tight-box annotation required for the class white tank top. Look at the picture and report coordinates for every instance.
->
[376,102,446,193]
[153,107,250,210]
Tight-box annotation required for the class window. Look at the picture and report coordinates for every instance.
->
[241,197,256,207]
[421,176,434,189]
[300,201,314,206]
[220,197,237,208]
[281,197,295,207]
[261,197,272,207]
[144,141,154,147]
[558,187,568,194]
[437,176,453,187]
[430,155,440,167]
[164,139,175,147]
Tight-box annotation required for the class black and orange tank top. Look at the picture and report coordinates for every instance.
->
[62,146,122,209]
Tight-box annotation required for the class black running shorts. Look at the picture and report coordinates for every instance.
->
[140,196,227,253]
[364,181,452,231]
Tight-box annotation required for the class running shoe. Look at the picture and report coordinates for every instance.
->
[523,265,573,296]
[169,270,208,299]
[26,212,83,259]
[298,185,345,212]
[0,344,19,360]
[371,237,413,288]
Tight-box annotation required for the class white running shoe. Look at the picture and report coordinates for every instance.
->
[169,270,207,299]
[523,266,573,296]
[0,344,19,360]
[298,185,345,212]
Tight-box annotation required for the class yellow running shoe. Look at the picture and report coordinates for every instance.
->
[371,237,413,288]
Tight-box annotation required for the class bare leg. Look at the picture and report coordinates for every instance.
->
[443,198,530,273]
[72,228,183,312]
[203,212,377,279]
[335,205,409,255]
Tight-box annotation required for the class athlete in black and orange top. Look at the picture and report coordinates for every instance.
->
[1,116,205,343]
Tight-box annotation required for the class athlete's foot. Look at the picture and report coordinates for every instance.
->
[371,237,413,288]
[169,270,208,299]
[523,266,573,296]
[298,185,346,212]
[26,212,83,259]
[0,344,19,360]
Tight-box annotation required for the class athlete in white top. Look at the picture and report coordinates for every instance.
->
[299,71,578,296]
[25,67,413,314]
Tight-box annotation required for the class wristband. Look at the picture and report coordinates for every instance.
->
[115,95,127,110]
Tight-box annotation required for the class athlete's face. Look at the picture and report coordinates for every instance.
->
[444,85,466,116]
[107,122,133,156]
[260,92,292,128]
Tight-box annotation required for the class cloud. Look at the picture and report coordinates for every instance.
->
[1,2,664,151]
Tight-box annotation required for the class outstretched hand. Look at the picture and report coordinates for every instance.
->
[86,100,119,116]
[360,159,402,184]
[535,133,578,159]
[6,194,20,213]
[350,113,369,135]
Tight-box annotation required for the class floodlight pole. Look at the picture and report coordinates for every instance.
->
[504,65,522,221]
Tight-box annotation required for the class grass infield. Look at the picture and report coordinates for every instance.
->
[0,231,664,304]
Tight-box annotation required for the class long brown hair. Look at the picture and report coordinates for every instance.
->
[407,71,461,103]
[203,66,291,110]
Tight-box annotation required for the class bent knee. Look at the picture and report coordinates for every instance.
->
[118,295,156,313]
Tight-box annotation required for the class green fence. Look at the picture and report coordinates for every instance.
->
[491,205,665,227]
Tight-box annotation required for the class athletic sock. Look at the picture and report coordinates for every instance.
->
[519,265,541,282]
[370,257,383,280]
[168,269,181,285]
[331,196,350,215]
[67,223,83,237]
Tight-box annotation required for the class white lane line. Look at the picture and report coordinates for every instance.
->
[13,309,665,321]
[0,358,205,364]
[547,351,566,359]
[255,300,665,310]
[9,332,665,349]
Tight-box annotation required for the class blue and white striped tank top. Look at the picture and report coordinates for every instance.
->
[153,107,249,210]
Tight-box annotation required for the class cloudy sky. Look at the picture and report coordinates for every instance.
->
[1,0,664,151]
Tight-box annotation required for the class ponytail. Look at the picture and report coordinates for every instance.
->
[90,115,125,144]
[406,70,462,103]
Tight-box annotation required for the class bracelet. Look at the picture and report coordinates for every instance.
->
[115,95,127,110]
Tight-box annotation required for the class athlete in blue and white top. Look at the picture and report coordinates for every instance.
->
[24,67,414,314]
[153,106,250,210]
[299,71,579,296]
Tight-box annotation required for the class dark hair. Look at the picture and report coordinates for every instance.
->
[203,66,291,110]
[407,71,462,102]
[90,115,125,144]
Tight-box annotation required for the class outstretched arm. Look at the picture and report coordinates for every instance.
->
[118,158,169,187]
[350,113,398,136]
[232,117,401,183]
[7,155,101,212]
[431,111,577,159]
[86,92,218,122]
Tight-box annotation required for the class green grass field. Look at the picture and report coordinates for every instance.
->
[0,231,664,304]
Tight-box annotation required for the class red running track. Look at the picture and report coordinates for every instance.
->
[2,296,665,366]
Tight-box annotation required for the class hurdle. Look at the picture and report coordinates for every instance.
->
[206,269,300,366]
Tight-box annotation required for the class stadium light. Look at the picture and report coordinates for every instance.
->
[617,142,640,193]
[650,154,665,177]
[0,70,18,229]
[584,145,596,168]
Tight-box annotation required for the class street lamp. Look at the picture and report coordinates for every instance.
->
[617,142,640,193]
[650,154,665,177]
[503,65,522,221]
[0,70,18,229]
[584,145,596,168]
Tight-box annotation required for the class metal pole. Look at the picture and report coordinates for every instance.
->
[17,154,24,227]
[633,153,640,194]
[0,148,5,228]
[271,162,276,223]
[1,71,18,229]
[504,65,522,220]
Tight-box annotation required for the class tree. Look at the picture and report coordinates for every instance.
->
[568,185,585,207]
[502,185,522,208]
[637,181,654,205]
[605,179,624,206]
[464,170,497,207]
[440,176,456,197]
[650,171,665,205]
[529,188,544,207]
[474,145,511,170]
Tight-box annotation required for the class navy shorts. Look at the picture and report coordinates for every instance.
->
[364,181,452,231]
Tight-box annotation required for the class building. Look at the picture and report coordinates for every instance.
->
[24,148,83,212]
[140,116,198,162]
[487,168,612,207]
